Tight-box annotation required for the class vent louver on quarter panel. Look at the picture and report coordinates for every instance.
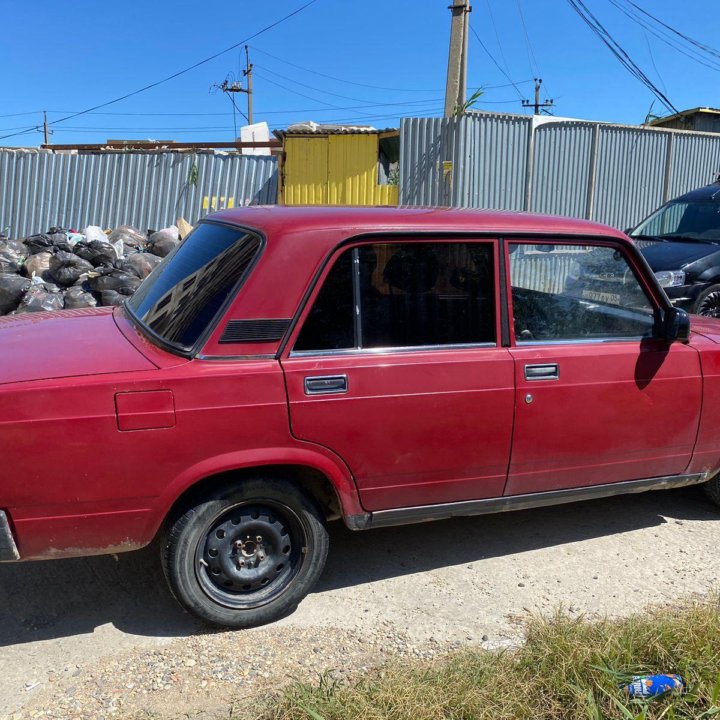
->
[219,319,291,344]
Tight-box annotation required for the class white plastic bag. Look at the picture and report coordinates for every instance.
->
[83,225,107,243]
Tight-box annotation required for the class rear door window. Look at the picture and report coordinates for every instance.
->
[294,241,496,352]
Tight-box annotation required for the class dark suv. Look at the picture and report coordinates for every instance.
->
[630,181,720,317]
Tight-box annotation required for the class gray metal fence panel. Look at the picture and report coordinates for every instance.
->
[0,149,277,238]
[453,113,531,210]
[400,112,720,229]
[593,125,669,230]
[399,117,451,206]
[532,122,595,219]
[669,133,720,200]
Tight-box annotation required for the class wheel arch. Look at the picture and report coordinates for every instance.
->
[147,448,365,540]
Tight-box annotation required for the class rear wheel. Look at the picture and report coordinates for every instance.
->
[694,284,720,318]
[703,475,720,508]
[162,479,329,628]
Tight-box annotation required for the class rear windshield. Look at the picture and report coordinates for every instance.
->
[127,222,261,351]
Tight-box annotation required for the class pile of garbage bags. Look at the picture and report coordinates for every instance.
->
[0,222,188,315]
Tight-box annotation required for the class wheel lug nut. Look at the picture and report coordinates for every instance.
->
[256,535,263,543]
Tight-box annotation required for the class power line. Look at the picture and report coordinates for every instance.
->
[622,0,720,61]
[253,69,373,113]
[565,0,677,114]
[5,90,525,121]
[0,110,44,118]
[249,45,445,93]
[515,0,542,79]
[0,99,457,134]
[468,24,526,101]
[0,0,321,142]
[484,0,512,81]
[605,0,720,73]
[643,30,667,96]
[253,64,395,104]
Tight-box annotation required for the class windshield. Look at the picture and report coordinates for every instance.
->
[127,222,261,352]
[631,200,720,242]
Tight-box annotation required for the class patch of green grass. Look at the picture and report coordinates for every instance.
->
[258,595,720,720]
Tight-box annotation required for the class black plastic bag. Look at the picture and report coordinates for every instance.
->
[120,252,162,279]
[0,240,27,274]
[99,289,126,306]
[0,274,31,314]
[49,251,94,287]
[64,285,98,309]
[108,225,146,249]
[23,234,54,255]
[15,285,64,313]
[88,270,142,295]
[148,228,180,258]
[73,240,117,267]
[47,233,73,253]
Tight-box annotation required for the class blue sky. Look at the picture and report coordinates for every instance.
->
[0,0,718,146]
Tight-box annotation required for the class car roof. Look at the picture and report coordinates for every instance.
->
[673,181,720,204]
[208,205,627,245]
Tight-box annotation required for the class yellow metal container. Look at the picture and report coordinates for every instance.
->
[282,131,398,206]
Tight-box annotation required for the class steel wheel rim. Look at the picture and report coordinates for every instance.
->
[194,500,306,610]
[698,291,720,318]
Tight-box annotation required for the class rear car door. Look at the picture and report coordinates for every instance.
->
[505,239,702,496]
[281,238,515,511]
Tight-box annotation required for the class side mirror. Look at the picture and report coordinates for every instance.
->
[663,307,691,343]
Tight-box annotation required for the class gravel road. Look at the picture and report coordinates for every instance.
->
[2,485,720,719]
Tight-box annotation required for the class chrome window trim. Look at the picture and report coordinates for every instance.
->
[291,240,499,358]
[289,341,498,359]
[516,336,652,346]
[196,353,276,361]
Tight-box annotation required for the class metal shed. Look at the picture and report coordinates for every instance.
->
[278,126,399,206]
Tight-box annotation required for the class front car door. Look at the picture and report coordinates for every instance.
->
[281,238,515,511]
[505,239,702,496]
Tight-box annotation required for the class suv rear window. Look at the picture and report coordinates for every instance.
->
[128,222,261,351]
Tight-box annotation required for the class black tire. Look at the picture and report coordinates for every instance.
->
[694,284,720,318]
[162,478,329,628]
[703,475,720,508]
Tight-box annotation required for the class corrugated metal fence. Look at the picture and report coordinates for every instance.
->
[400,113,720,229]
[0,149,277,237]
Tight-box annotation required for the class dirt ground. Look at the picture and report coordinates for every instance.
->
[2,485,720,719]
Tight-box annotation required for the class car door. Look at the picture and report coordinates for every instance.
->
[504,239,703,496]
[281,238,515,511]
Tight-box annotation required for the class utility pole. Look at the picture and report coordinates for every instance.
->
[522,78,555,115]
[38,111,53,145]
[444,0,472,117]
[243,45,253,125]
[212,47,253,137]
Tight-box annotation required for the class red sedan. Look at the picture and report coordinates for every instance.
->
[1,206,718,627]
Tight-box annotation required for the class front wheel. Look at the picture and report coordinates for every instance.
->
[162,479,329,628]
[694,284,720,318]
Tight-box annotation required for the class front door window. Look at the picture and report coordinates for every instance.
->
[509,243,657,343]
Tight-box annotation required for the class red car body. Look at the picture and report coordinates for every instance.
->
[1,206,719,569]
